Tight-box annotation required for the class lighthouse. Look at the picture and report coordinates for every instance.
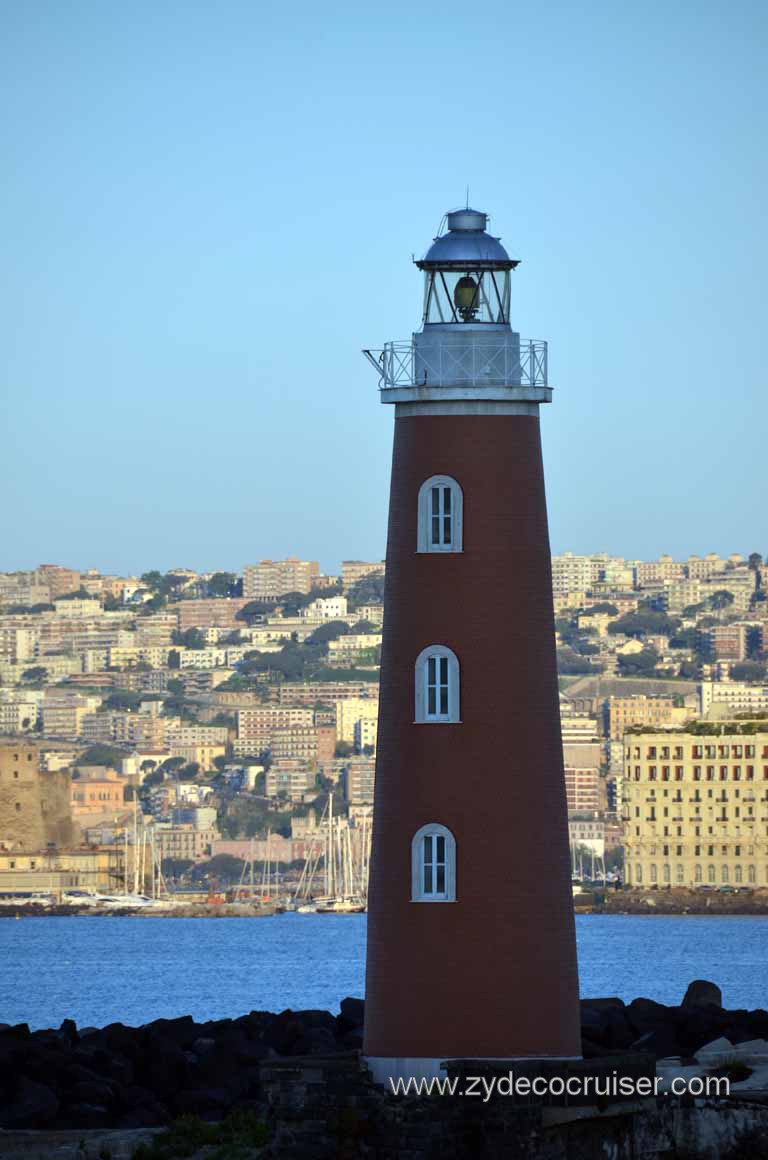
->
[362,207,581,1083]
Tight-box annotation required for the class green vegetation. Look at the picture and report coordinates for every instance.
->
[171,627,207,650]
[617,647,660,676]
[207,571,240,597]
[132,1111,268,1160]
[20,666,48,687]
[557,647,602,675]
[346,571,384,609]
[731,660,767,681]
[75,744,127,768]
[607,610,679,638]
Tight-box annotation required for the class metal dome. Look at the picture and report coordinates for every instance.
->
[416,207,518,270]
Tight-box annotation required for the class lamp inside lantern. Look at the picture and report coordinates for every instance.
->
[453,275,479,321]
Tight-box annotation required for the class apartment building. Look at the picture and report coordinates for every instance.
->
[42,691,102,740]
[335,696,380,743]
[242,559,320,601]
[701,682,768,717]
[354,716,377,751]
[265,759,314,801]
[568,817,605,856]
[604,695,677,740]
[326,633,382,667]
[177,599,248,631]
[564,767,601,813]
[551,553,601,597]
[343,757,375,804]
[340,561,385,591]
[275,681,379,706]
[623,730,768,888]
[636,556,686,586]
[704,624,747,662]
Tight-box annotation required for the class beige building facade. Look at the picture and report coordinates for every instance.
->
[623,730,768,889]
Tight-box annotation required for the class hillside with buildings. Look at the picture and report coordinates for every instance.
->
[0,550,766,906]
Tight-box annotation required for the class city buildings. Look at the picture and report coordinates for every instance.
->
[242,559,320,601]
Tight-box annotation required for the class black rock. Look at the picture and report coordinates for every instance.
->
[626,998,677,1038]
[63,1102,111,1129]
[59,1018,78,1044]
[682,980,722,1009]
[0,1076,59,1128]
[174,1087,232,1116]
[340,997,365,1026]
[142,1015,198,1051]
[630,1026,681,1058]
[65,1080,115,1108]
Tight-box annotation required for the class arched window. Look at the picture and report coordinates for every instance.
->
[722,865,729,883]
[735,865,743,883]
[749,865,756,884]
[708,865,716,883]
[415,646,460,723]
[695,864,702,883]
[663,864,670,884]
[411,824,456,902]
[650,864,657,883]
[676,864,684,884]
[417,476,463,553]
[635,864,643,885]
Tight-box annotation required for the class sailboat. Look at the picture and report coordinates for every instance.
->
[314,794,366,914]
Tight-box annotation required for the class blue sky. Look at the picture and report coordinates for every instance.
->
[2,0,766,576]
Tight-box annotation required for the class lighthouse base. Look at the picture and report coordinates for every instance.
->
[365,1055,582,1088]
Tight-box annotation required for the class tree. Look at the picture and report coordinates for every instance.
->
[584,602,618,616]
[347,571,385,610]
[57,587,93,601]
[731,660,767,682]
[748,553,763,571]
[171,627,206,650]
[160,756,187,773]
[161,858,194,880]
[140,759,157,775]
[306,621,351,646]
[617,647,659,677]
[208,572,238,597]
[140,571,164,591]
[335,740,354,758]
[607,611,679,638]
[76,744,126,768]
[191,855,247,885]
[102,690,143,713]
[179,762,201,780]
[209,712,236,729]
[21,666,48,687]
[708,590,735,611]
[557,648,600,675]
[236,600,273,623]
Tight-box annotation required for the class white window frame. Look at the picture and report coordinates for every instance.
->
[414,645,460,724]
[411,823,456,902]
[417,476,463,553]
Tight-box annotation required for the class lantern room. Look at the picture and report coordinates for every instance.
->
[416,208,519,328]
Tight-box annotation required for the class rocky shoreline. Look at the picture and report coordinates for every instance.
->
[1,981,766,1132]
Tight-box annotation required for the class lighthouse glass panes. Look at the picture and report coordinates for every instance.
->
[423,269,510,325]
[411,824,456,902]
[417,477,463,553]
[415,646,460,723]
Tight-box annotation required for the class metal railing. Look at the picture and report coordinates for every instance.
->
[363,337,548,391]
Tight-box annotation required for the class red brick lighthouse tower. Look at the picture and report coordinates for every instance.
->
[362,207,580,1083]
